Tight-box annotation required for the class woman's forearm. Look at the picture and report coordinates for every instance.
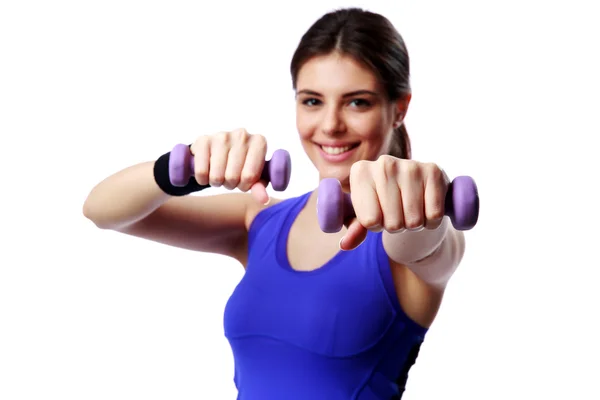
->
[382,218,465,286]
[82,161,172,230]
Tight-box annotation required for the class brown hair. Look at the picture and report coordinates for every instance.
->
[290,7,412,159]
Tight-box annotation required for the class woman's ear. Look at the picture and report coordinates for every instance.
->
[394,93,411,127]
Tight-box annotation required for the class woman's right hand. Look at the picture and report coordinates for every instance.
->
[190,128,270,204]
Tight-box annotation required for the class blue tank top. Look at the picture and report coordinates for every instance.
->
[223,191,428,399]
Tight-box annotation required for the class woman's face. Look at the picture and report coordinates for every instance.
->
[295,53,409,187]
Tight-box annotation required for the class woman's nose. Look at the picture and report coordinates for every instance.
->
[320,106,346,136]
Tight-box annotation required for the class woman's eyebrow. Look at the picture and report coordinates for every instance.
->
[296,89,378,97]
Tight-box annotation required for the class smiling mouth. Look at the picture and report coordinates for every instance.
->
[318,143,360,155]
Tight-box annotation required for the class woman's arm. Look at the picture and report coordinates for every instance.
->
[382,218,466,288]
[83,160,254,263]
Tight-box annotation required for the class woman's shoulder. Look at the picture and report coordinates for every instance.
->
[244,196,283,230]
[244,190,314,230]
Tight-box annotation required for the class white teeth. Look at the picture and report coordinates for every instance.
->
[321,145,352,155]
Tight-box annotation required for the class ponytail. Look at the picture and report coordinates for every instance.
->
[388,123,412,159]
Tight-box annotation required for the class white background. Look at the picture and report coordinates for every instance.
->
[1,0,599,399]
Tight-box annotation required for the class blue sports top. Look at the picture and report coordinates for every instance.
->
[223,191,429,399]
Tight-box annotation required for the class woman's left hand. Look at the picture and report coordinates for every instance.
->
[340,155,449,251]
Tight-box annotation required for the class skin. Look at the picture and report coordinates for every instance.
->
[247,52,464,327]
[83,52,464,330]
[295,52,402,189]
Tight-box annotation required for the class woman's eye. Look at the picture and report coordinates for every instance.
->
[350,99,371,107]
[303,98,321,106]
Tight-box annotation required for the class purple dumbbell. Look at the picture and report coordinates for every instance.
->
[168,143,292,191]
[317,176,479,233]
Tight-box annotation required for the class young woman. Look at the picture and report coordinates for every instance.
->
[83,7,474,399]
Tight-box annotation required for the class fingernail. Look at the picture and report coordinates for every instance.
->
[357,236,366,247]
[263,197,271,206]
[339,237,346,251]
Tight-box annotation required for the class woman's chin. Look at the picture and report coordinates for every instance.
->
[317,167,350,184]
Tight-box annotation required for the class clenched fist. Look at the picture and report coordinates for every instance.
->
[340,155,449,250]
[190,128,270,204]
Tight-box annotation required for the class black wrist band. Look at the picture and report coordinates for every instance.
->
[153,149,210,196]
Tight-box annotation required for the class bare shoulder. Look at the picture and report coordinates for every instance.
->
[244,196,285,231]
[389,231,466,328]
[389,262,446,328]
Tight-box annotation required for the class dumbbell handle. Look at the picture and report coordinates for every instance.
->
[168,143,292,191]
[317,176,479,232]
